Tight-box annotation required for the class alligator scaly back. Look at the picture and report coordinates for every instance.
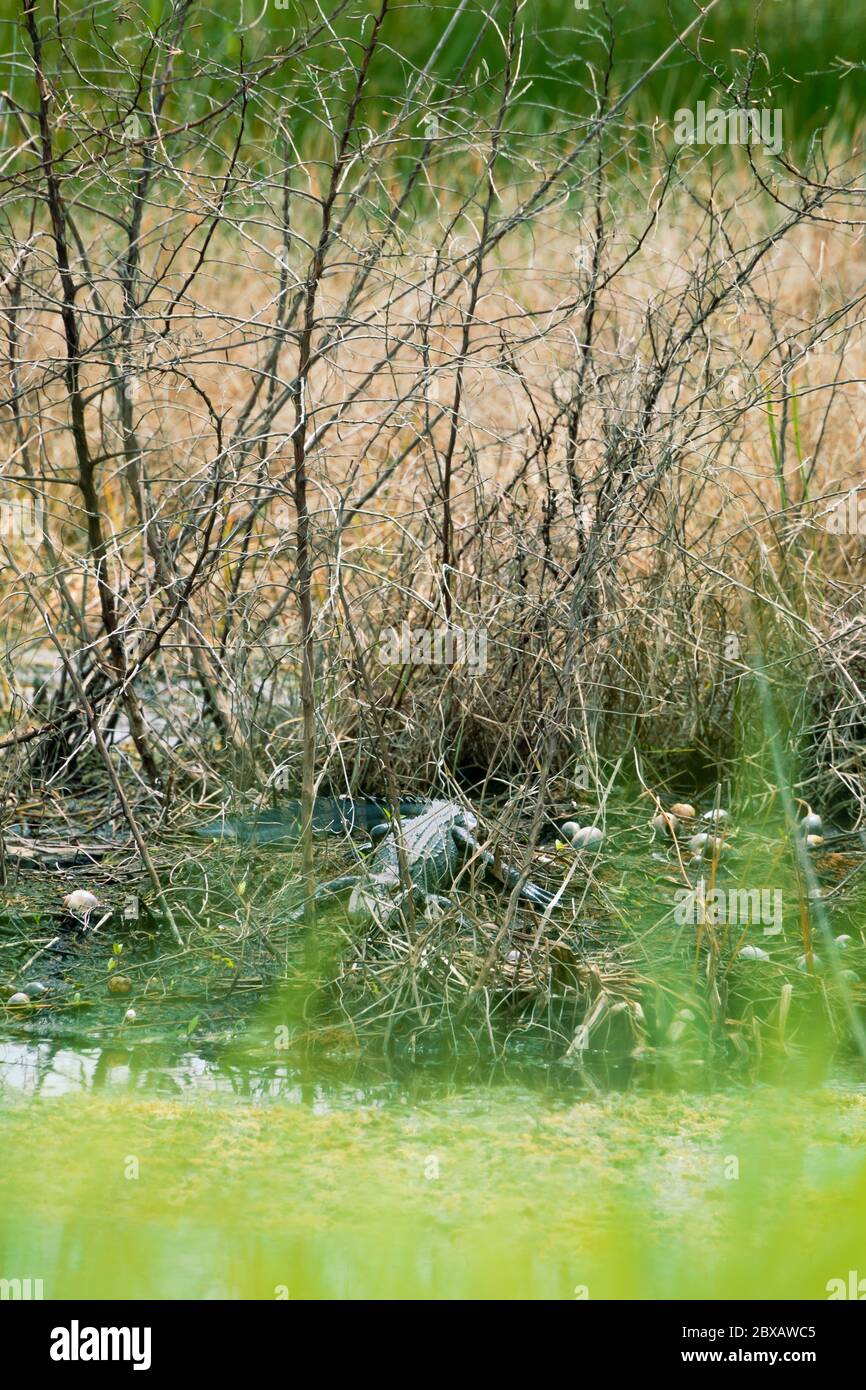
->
[367,800,477,893]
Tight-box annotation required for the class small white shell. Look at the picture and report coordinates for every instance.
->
[63,889,99,916]
[738,945,770,962]
[835,935,853,950]
[797,952,822,972]
[800,812,823,834]
[7,991,30,1006]
[670,803,696,820]
[560,822,581,841]
[689,832,724,854]
[123,1008,137,1022]
[571,825,603,850]
[651,812,678,837]
[804,834,824,849]
[702,808,729,824]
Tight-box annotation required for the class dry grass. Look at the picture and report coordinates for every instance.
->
[2,4,866,846]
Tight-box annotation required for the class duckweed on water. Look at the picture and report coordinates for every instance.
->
[1,1083,865,1299]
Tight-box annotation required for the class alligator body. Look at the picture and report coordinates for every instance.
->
[304,798,554,926]
[195,796,430,844]
[198,796,554,925]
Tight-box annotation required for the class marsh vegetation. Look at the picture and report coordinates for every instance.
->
[2,0,866,1301]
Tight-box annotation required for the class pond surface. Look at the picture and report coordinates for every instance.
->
[1,997,865,1300]
[1,1055,865,1300]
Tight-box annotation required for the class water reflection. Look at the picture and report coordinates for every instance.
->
[0,1031,648,1106]
[0,1037,399,1106]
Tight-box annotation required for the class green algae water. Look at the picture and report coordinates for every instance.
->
[2,1017,866,1299]
[2,1067,866,1299]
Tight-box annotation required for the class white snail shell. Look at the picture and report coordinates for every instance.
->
[63,890,100,915]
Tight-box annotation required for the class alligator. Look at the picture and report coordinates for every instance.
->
[195,796,430,844]
[343,799,554,926]
[198,797,555,926]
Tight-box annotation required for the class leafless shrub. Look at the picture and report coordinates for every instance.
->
[2,0,866,890]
